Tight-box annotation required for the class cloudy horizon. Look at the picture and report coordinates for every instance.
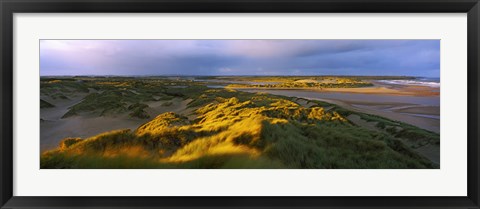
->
[40,40,440,77]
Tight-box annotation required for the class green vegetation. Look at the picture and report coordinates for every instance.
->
[128,103,150,119]
[40,78,89,97]
[41,78,202,118]
[225,77,374,89]
[213,75,416,83]
[357,113,439,148]
[41,77,439,169]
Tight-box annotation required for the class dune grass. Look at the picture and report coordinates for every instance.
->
[41,84,438,169]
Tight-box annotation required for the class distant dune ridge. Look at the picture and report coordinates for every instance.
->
[40,76,440,169]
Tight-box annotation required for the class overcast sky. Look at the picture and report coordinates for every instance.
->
[40,40,440,77]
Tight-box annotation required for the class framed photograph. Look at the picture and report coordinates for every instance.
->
[1,0,479,208]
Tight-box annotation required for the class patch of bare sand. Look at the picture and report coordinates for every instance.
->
[41,98,195,152]
[40,94,88,120]
[40,115,147,152]
[400,85,440,96]
[144,98,195,119]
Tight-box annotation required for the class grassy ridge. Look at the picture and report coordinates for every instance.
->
[209,76,416,82]
[226,78,373,89]
[41,78,201,119]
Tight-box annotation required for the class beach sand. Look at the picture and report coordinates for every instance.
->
[321,85,439,96]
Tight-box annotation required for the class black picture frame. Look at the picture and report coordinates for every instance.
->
[1,0,479,208]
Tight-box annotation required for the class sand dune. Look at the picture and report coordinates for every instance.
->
[40,97,194,152]
[41,116,146,152]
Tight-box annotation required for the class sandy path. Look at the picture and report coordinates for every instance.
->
[144,98,193,117]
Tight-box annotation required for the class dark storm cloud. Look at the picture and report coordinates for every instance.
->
[40,40,440,77]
